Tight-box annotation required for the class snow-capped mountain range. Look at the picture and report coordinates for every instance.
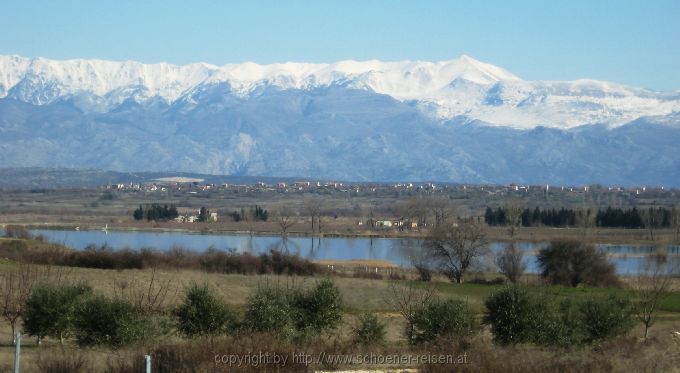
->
[1,54,679,186]
[2,54,678,129]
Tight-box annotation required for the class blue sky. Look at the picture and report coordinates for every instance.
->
[1,0,678,90]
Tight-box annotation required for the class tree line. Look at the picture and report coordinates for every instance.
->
[229,205,268,222]
[133,204,179,221]
[485,206,676,229]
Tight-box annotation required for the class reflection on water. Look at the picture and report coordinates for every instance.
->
[30,229,680,275]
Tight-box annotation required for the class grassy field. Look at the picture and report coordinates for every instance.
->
[0,261,678,371]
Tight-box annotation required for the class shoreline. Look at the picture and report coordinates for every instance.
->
[3,221,680,246]
[3,222,679,249]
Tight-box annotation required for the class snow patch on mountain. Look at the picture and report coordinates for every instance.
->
[1,54,679,129]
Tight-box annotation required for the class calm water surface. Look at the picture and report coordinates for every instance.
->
[30,229,680,275]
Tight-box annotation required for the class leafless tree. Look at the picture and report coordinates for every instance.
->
[633,251,678,339]
[304,198,323,233]
[383,283,436,344]
[640,207,661,241]
[504,200,525,237]
[495,243,527,283]
[422,196,456,228]
[276,208,297,236]
[576,204,597,236]
[671,205,680,242]
[113,268,177,314]
[0,264,61,344]
[400,238,434,281]
[424,221,489,283]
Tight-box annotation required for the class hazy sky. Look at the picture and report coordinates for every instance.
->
[1,0,678,90]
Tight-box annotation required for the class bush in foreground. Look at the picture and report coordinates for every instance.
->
[23,282,92,344]
[73,295,144,347]
[484,286,635,347]
[174,282,237,337]
[578,295,634,344]
[352,313,386,346]
[484,286,537,345]
[243,279,343,340]
[411,298,477,345]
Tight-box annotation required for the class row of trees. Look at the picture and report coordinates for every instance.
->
[485,205,679,230]
[417,220,620,287]
[133,204,179,221]
[385,282,638,348]
[229,205,269,222]
[17,278,344,347]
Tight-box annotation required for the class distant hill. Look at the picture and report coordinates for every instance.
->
[0,168,307,188]
[1,55,679,186]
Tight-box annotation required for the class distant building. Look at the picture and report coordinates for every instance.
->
[375,220,393,228]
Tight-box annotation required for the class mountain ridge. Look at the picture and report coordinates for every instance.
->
[2,54,678,129]
[1,55,679,186]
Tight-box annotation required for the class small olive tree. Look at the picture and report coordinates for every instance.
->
[73,295,144,347]
[23,282,92,344]
[352,313,386,346]
[411,298,477,344]
[173,283,236,337]
[484,285,537,345]
[243,279,343,340]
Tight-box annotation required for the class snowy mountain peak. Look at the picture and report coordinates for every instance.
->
[0,54,678,129]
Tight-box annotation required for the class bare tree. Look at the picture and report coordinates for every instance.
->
[113,268,177,314]
[400,238,434,281]
[304,198,323,233]
[423,196,456,228]
[640,207,661,241]
[576,205,596,236]
[276,208,297,236]
[424,221,488,283]
[495,243,527,283]
[671,205,680,242]
[0,264,59,344]
[383,283,436,344]
[504,200,525,237]
[633,251,678,339]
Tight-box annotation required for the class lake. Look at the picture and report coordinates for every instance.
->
[29,229,680,275]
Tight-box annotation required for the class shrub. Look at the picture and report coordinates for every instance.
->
[485,286,635,347]
[73,295,144,347]
[496,243,527,283]
[4,243,322,276]
[260,250,318,276]
[23,282,92,343]
[537,240,619,287]
[578,295,634,344]
[199,248,260,274]
[411,298,477,344]
[3,225,32,239]
[531,298,584,348]
[173,283,237,337]
[243,285,294,336]
[244,279,343,339]
[291,279,343,335]
[352,313,386,346]
[484,285,538,345]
